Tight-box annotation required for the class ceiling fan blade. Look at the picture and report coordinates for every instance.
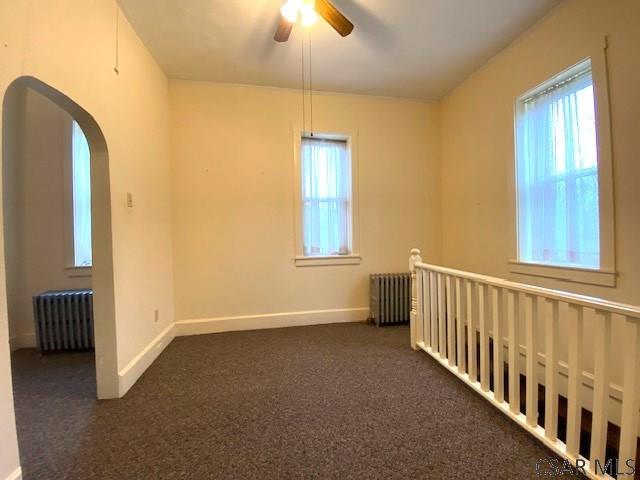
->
[315,0,354,37]
[274,15,294,42]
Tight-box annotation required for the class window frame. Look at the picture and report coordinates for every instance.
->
[508,41,615,287]
[63,118,92,277]
[292,129,361,267]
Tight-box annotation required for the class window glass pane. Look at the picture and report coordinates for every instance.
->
[301,137,351,256]
[516,61,600,269]
[72,121,92,267]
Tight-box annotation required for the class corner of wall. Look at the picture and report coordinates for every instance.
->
[117,322,175,397]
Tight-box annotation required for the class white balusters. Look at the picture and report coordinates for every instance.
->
[467,281,478,383]
[566,305,584,461]
[409,248,422,350]
[423,271,432,348]
[508,291,521,415]
[408,250,640,475]
[525,295,539,428]
[494,288,506,403]
[446,275,456,367]
[416,266,424,348]
[544,300,559,442]
[619,318,640,471]
[456,278,466,375]
[438,273,446,359]
[589,310,612,474]
[479,284,491,391]
[430,272,438,353]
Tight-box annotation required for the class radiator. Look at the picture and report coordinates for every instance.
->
[32,289,94,352]
[369,273,411,326]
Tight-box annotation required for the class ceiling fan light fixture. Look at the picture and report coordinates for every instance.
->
[275,0,352,42]
[301,4,319,27]
[280,0,301,23]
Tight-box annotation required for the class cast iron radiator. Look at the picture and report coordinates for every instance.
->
[369,273,411,326]
[32,289,94,352]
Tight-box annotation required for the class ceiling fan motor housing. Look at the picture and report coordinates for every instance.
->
[275,0,354,42]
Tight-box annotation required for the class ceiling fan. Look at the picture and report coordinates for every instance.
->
[274,0,354,42]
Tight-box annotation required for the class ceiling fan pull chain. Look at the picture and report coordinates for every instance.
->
[301,28,306,135]
[309,29,313,137]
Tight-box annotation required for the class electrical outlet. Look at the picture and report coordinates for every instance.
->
[154,309,159,323]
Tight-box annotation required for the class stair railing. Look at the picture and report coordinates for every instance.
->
[409,248,639,479]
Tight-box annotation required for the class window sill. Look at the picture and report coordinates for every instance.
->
[65,266,92,278]
[508,260,616,287]
[295,255,362,267]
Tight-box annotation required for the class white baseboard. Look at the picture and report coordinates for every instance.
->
[9,333,36,352]
[4,467,22,480]
[506,339,624,430]
[452,328,625,429]
[509,340,623,401]
[118,308,366,394]
[175,307,369,337]
[118,323,175,397]
[104,307,368,397]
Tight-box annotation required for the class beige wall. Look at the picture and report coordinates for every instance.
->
[0,0,175,477]
[4,88,92,351]
[439,0,640,422]
[440,0,639,302]
[170,81,441,322]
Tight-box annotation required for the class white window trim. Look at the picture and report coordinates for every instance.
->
[508,37,615,288]
[64,265,93,278]
[292,129,361,267]
[62,118,92,278]
[507,261,615,287]
[294,255,362,267]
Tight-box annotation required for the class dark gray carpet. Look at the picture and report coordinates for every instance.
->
[12,323,563,479]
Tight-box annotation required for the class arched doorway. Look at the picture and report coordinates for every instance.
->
[2,76,118,399]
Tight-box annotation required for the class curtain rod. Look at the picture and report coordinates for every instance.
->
[522,67,591,104]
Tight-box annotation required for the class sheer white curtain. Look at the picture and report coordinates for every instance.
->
[516,63,600,269]
[301,137,351,256]
[72,121,92,266]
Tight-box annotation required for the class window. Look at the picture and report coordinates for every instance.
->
[71,120,92,267]
[301,137,351,256]
[515,59,600,270]
[293,132,360,267]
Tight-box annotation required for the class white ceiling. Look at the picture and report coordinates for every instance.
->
[117,0,561,100]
